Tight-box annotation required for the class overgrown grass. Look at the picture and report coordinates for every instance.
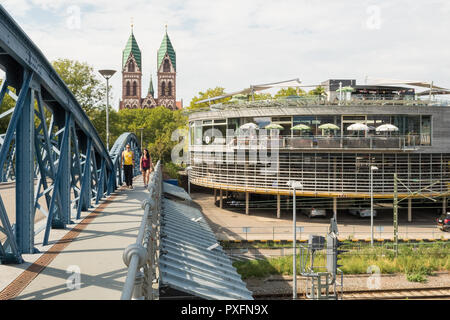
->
[233,243,450,281]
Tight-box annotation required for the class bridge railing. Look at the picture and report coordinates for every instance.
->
[121,161,162,300]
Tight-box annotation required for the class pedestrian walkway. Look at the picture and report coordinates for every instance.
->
[0,178,148,300]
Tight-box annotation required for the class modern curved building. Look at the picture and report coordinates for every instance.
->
[187,80,450,219]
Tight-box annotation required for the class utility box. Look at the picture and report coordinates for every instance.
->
[308,235,325,250]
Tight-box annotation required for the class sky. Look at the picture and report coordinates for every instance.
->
[1,0,450,110]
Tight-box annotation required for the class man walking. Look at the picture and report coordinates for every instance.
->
[122,144,135,189]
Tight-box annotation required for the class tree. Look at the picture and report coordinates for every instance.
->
[0,80,15,132]
[114,106,187,163]
[274,87,306,98]
[52,59,106,118]
[189,87,231,110]
[308,86,326,96]
[253,92,272,100]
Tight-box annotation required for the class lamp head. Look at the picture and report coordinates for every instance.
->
[287,180,303,189]
[99,69,117,80]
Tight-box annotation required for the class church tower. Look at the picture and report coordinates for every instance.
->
[120,26,143,109]
[157,27,177,110]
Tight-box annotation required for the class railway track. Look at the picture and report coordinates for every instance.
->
[254,286,450,300]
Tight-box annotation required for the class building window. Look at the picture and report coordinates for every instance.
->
[164,59,170,72]
[420,115,431,146]
[133,82,137,96]
[126,82,131,96]
[168,82,172,96]
[161,82,166,96]
[128,62,135,72]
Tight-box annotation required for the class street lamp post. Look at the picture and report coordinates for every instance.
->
[138,128,144,150]
[287,180,303,300]
[99,69,117,151]
[370,166,379,246]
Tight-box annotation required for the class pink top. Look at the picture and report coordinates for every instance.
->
[141,157,150,169]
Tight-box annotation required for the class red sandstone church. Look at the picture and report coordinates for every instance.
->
[119,27,182,110]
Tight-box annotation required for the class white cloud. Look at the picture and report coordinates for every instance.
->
[2,0,450,109]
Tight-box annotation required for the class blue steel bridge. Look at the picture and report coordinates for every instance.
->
[0,6,250,300]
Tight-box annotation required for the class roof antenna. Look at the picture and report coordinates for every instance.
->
[131,17,134,33]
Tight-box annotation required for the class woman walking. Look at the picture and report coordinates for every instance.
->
[140,149,153,188]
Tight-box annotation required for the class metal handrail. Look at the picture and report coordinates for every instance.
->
[121,161,162,300]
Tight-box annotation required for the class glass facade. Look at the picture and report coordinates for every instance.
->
[189,114,433,147]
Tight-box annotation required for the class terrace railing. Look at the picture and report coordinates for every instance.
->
[190,135,420,151]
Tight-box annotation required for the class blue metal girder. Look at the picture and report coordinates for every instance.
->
[0,5,113,171]
[0,5,142,264]
[42,113,72,246]
[15,71,35,254]
[77,138,92,220]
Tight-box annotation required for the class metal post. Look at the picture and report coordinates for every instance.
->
[370,169,374,246]
[99,70,116,152]
[333,197,337,221]
[370,166,378,246]
[277,194,281,219]
[408,198,412,222]
[293,187,297,300]
[106,77,110,151]
[220,189,223,209]
[393,173,399,257]
[246,192,249,215]
[443,196,447,215]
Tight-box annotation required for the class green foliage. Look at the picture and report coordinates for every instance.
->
[308,86,326,96]
[164,162,182,179]
[52,59,106,118]
[274,87,306,99]
[189,87,231,110]
[0,81,15,132]
[406,273,427,283]
[233,243,450,279]
[253,92,272,101]
[108,106,187,163]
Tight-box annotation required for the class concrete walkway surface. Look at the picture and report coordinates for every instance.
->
[0,177,148,300]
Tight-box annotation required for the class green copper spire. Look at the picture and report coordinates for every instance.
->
[157,26,176,72]
[122,28,142,70]
[148,75,155,97]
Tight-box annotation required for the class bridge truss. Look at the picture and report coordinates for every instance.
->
[0,6,141,264]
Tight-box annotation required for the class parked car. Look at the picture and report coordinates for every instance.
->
[349,208,377,218]
[437,213,450,232]
[301,208,327,218]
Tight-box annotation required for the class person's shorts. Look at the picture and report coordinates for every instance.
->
[142,167,150,171]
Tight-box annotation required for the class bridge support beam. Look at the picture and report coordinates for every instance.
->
[408,198,412,222]
[15,77,35,254]
[333,198,338,220]
[277,194,281,219]
[443,197,447,215]
[245,192,249,215]
[59,115,73,225]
